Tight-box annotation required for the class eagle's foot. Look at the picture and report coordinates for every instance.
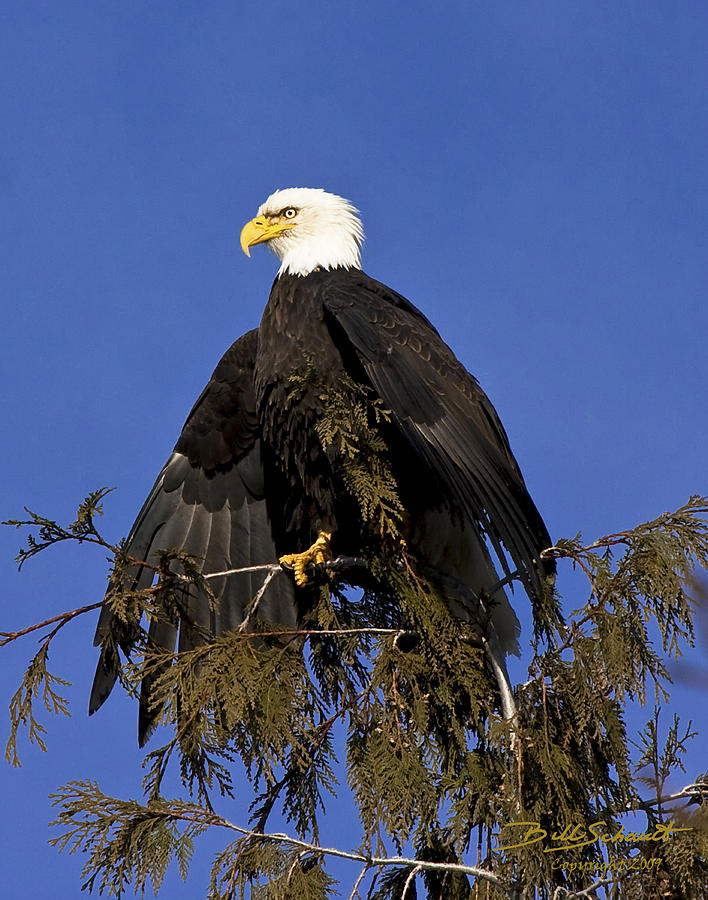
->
[279,531,332,586]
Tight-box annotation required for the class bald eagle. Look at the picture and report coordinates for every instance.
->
[90,188,554,744]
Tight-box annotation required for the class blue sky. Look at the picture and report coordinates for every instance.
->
[2,1,708,896]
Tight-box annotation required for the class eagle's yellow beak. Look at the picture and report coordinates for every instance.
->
[240,216,297,257]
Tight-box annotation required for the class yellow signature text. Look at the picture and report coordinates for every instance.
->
[494,820,690,852]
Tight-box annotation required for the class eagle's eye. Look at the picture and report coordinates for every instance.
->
[283,207,298,219]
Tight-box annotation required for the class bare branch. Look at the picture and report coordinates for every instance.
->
[565,875,618,898]
[635,780,708,809]
[202,563,281,580]
[401,863,422,899]
[205,810,502,885]
[0,601,103,647]
[238,566,283,633]
[347,863,374,900]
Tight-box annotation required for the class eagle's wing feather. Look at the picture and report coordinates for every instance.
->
[322,273,553,603]
[89,329,297,744]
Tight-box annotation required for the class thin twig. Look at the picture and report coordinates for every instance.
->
[238,566,282,632]
[239,627,401,639]
[0,601,104,646]
[1,556,397,649]
[401,863,422,899]
[365,867,382,900]
[566,875,617,898]
[635,781,708,809]
[203,563,281,580]
[191,808,502,885]
[347,863,372,900]
[285,850,311,886]
[203,553,368,582]
[486,569,522,595]
[539,501,708,575]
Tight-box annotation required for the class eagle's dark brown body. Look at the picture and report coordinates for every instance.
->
[90,267,554,744]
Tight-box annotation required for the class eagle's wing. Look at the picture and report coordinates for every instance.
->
[322,273,554,605]
[89,328,297,744]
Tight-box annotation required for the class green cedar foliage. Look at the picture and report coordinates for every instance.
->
[3,380,708,899]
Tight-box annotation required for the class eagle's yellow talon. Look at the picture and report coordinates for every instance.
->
[279,531,332,586]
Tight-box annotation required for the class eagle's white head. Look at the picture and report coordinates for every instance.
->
[240,187,364,277]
